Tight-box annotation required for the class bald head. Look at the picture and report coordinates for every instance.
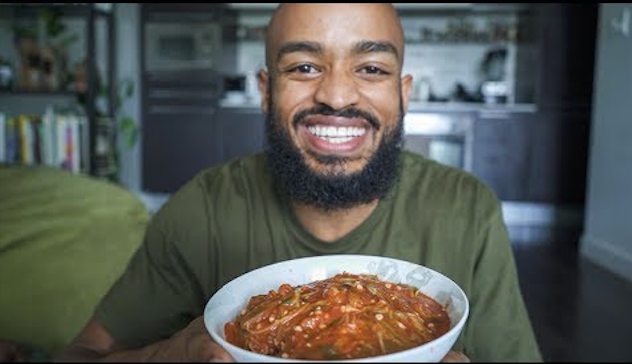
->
[264,3,405,73]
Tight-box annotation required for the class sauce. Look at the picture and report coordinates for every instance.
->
[224,273,450,360]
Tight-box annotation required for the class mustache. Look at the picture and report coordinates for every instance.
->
[292,104,381,130]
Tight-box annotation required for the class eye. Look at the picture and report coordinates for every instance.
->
[289,64,318,74]
[362,66,384,74]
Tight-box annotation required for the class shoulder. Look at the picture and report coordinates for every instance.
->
[150,153,267,238]
[399,151,499,211]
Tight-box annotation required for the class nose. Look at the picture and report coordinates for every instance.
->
[313,66,361,111]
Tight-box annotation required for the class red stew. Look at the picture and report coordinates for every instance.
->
[224,273,450,360]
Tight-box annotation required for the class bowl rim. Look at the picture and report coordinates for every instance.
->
[204,254,470,362]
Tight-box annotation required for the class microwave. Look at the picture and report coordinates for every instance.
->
[145,22,221,72]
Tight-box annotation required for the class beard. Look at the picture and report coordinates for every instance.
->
[264,97,405,212]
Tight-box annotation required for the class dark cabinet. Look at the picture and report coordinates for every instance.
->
[526,111,590,204]
[216,108,266,163]
[143,112,222,193]
[472,111,532,201]
[534,4,598,111]
[141,70,223,193]
[142,106,265,193]
[472,110,590,204]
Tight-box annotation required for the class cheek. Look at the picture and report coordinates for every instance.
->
[274,83,317,126]
[360,87,401,128]
[276,82,316,107]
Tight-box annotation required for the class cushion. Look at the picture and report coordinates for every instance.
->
[0,165,149,357]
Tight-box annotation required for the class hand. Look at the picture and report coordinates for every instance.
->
[154,316,232,362]
[441,350,470,362]
[0,340,28,362]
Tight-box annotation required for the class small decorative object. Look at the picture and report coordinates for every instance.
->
[0,57,14,90]
[40,47,56,91]
[72,61,87,93]
[17,37,41,91]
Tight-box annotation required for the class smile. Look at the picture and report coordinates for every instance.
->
[306,125,367,144]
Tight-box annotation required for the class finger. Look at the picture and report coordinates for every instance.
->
[209,343,232,362]
[199,338,233,362]
[441,350,470,363]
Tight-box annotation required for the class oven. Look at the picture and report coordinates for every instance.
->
[403,112,474,172]
[145,22,221,72]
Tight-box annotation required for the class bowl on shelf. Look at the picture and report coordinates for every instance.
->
[204,255,469,362]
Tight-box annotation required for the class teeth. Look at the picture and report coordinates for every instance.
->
[307,126,366,140]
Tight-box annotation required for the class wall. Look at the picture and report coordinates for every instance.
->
[114,3,142,193]
[581,4,632,283]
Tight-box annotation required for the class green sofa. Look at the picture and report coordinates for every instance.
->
[0,165,149,359]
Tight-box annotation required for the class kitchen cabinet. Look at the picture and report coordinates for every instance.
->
[143,112,222,193]
[472,111,531,201]
[526,111,589,204]
[472,110,589,204]
[142,106,265,193]
[141,70,223,193]
[216,107,266,163]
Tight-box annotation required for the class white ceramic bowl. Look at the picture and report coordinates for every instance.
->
[204,255,469,362]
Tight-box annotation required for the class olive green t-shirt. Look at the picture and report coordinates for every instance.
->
[95,151,542,362]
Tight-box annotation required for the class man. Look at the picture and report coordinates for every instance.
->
[58,3,541,362]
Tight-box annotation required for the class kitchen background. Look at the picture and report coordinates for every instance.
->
[0,3,631,362]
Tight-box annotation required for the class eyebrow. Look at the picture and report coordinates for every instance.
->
[354,40,399,59]
[276,40,399,61]
[277,41,323,61]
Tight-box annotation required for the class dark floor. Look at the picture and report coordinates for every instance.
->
[512,231,632,362]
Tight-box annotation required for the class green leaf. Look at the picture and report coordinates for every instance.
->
[126,129,138,150]
[125,80,134,98]
[322,346,338,360]
[119,116,139,149]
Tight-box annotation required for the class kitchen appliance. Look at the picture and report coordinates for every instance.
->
[221,74,248,105]
[221,72,260,106]
[0,60,14,90]
[403,112,474,172]
[145,22,221,72]
[479,47,509,104]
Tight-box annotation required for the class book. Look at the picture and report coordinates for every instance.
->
[0,113,5,163]
[70,114,80,174]
[56,114,67,170]
[17,115,33,165]
[5,118,16,164]
[41,107,56,167]
[1,109,87,174]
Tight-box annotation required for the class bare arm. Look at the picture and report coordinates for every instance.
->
[55,316,232,362]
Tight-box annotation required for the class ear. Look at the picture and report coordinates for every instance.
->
[400,74,413,113]
[257,70,269,114]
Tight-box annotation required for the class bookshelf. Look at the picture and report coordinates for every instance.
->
[0,3,117,180]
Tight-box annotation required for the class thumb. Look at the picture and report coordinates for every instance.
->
[441,350,470,362]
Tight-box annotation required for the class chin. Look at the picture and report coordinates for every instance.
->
[303,151,369,176]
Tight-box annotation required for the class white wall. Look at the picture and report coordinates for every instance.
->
[581,4,632,283]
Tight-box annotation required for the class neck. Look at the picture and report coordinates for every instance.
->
[291,200,380,243]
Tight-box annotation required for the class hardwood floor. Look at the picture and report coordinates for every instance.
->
[512,231,632,362]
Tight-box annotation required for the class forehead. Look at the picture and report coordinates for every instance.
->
[269,3,403,56]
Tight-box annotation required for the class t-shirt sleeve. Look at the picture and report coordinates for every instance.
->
[94,179,210,349]
[462,185,543,362]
